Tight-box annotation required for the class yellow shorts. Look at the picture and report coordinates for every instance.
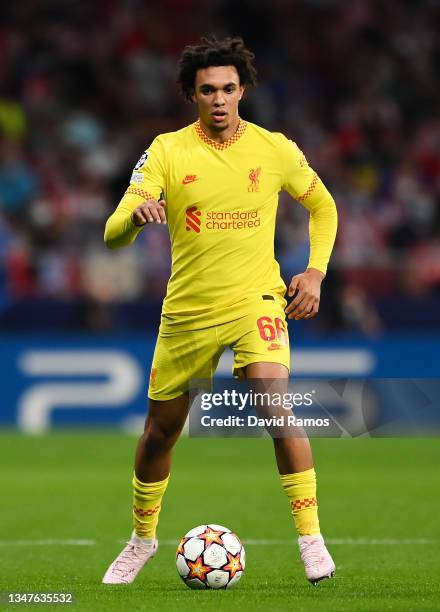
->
[148,297,290,401]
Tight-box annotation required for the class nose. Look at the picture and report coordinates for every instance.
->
[213,91,226,106]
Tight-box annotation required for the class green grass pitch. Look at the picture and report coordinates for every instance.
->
[1,433,439,611]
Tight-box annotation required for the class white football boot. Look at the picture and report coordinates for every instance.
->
[102,532,158,584]
[298,534,336,585]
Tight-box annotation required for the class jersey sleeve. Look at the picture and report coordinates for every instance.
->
[279,135,338,275]
[104,137,166,248]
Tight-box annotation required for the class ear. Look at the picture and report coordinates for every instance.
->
[190,89,197,104]
[239,85,245,100]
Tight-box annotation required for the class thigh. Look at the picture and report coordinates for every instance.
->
[244,361,289,379]
[148,328,223,401]
[144,394,190,436]
[226,298,290,377]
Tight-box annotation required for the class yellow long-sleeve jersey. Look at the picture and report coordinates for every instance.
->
[104,119,337,332]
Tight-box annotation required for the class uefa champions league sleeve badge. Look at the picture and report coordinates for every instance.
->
[134,151,150,170]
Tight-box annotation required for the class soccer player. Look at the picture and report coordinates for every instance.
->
[102,37,337,585]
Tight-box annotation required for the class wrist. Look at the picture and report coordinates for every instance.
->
[305,267,325,281]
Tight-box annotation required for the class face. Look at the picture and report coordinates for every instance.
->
[192,65,244,132]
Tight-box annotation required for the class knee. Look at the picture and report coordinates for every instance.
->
[140,420,180,454]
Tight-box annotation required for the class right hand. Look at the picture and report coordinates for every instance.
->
[131,199,167,226]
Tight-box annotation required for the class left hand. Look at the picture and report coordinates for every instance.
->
[285,268,325,320]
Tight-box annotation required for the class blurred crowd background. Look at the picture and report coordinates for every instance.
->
[0,0,439,335]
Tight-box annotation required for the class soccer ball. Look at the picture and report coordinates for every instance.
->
[176,524,245,589]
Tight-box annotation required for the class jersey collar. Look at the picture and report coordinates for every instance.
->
[194,118,247,150]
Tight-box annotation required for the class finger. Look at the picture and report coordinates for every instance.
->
[136,204,155,223]
[285,295,304,316]
[157,203,167,224]
[286,287,310,314]
[132,210,147,226]
[144,210,154,223]
[142,199,158,223]
[294,298,315,320]
[146,204,162,224]
[287,300,307,319]
[288,276,300,297]
[304,301,320,319]
[288,295,315,319]
[285,296,304,316]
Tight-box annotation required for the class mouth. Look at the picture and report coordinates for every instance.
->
[211,111,227,122]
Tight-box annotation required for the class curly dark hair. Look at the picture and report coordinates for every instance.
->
[177,36,257,101]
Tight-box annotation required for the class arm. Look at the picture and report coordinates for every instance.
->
[279,137,338,319]
[104,192,166,249]
[104,137,166,249]
[285,179,337,319]
[300,177,338,277]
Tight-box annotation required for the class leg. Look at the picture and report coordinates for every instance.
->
[132,394,189,539]
[244,361,313,475]
[135,394,190,482]
[103,393,189,585]
[103,326,222,585]
[244,361,335,584]
[132,327,220,537]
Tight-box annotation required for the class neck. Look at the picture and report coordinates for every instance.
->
[198,115,240,143]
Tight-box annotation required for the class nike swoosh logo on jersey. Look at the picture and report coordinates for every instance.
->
[182,175,199,184]
[267,343,281,351]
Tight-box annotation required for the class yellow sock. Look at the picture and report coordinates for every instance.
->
[132,473,169,539]
[280,468,320,536]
